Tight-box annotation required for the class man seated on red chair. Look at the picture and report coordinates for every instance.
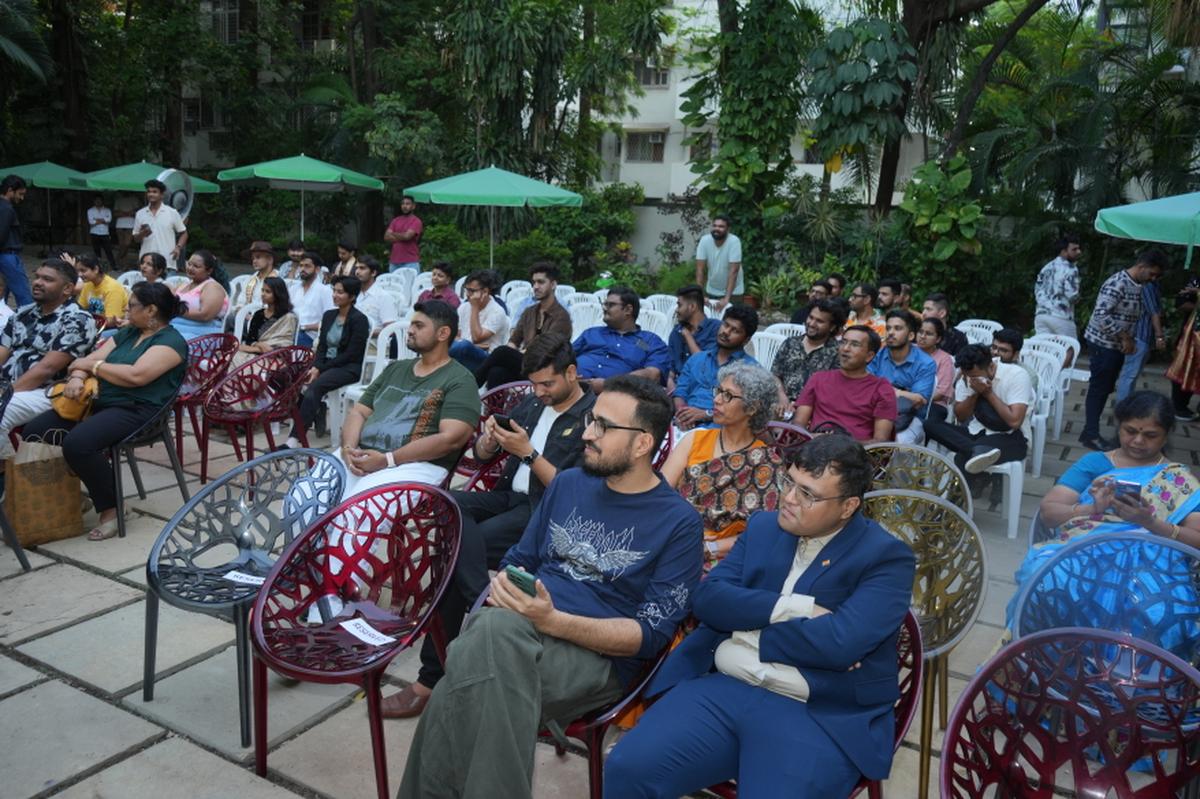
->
[397,375,703,799]
[604,434,915,798]
[382,331,596,719]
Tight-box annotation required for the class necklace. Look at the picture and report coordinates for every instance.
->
[719,427,753,456]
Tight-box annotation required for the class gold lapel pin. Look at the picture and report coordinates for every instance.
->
[821,559,831,567]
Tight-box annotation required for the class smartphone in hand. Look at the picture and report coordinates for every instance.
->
[504,565,538,596]
[493,414,515,432]
[1112,480,1142,501]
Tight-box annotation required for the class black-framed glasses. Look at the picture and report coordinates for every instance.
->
[583,410,645,436]
[782,477,852,509]
[850,292,869,299]
[713,387,743,403]
[601,300,625,309]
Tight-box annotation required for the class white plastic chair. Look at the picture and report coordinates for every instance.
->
[116,270,142,289]
[750,332,787,372]
[233,302,263,341]
[228,275,251,305]
[638,309,671,341]
[1020,350,1061,478]
[566,292,600,309]
[1024,339,1070,441]
[569,303,604,339]
[554,285,576,303]
[326,320,413,449]
[764,323,805,339]
[704,304,723,320]
[412,271,434,296]
[987,459,1024,540]
[383,268,416,296]
[505,287,533,317]
[163,274,190,292]
[643,294,678,317]
[455,276,467,296]
[502,280,533,305]
[955,319,1002,346]
[591,288,611,302]
[1030,333,1083,436]
[380,287,409,318]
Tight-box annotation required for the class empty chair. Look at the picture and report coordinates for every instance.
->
[638,309,671,340]
[1029,333,1080,436]
[566,292,601,309]
[864,443,973,516]
[749,332,786,372]
[1019,349,1061,477]
[173,333,239,463]
[955,319,1001,346]
[501,279,532,305]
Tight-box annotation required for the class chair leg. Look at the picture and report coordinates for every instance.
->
[0,505,31,572]
[227,424,244,462]
[253,654,269,776]
[143,591,159,701]
[917,657,937,799]
[127,447,147,500]
[245,425,255,463]
[364,671,390,799]
[186,404,203,459]
[263,419,278,452]
[585,725,605,799]
[938,652,949,731]
[200,416,211,484]
[867,781,882,799]
[1005,467,1022,540]
[233,604,252,748]
[111,446,127,539]
[293,410,310,448]
[162,431,190,502]
[174,406,185,464]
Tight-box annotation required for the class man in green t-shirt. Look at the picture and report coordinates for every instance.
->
[336,299,481,496]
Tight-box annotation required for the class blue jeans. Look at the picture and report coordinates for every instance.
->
[389,261,420,272]
[450,339,490,372]
[1083,342,1126,440]
[0,252,32,306]
[1116,338,1150,402]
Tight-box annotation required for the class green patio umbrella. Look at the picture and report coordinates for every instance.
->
[405,166,583,267]
[83,161,220,194]
[217,154,384,239]
[0,161,93,253]
[1095,191,1200,268]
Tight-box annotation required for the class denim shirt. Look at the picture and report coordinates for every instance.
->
[672,347,759,412]
[867,345,936,403]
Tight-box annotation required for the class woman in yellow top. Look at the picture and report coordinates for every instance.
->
[64,252,128,330]
[660,361,785,567]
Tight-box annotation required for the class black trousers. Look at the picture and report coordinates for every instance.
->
[923,419,1027,473]
[474,345,524,389]
[295,364,360,434]
[90,234,116,270]
[21,404,147,513]
[417,488,532,688]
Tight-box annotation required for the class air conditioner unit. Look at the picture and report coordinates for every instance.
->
[310,39,337,54]
[648,132,665,144]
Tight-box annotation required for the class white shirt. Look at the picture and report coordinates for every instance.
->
[87,207,112,236]
[133,205,186,260]
[955,359,1035,439]
[294,279,335,330]
[713,528,841,702]
[356,284,399,331]
[512,404,563,494]
[457,297,510,351]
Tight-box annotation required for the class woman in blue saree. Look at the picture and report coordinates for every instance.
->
[1004,391,1200,655]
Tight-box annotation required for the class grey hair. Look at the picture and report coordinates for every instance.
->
[718,361,777,432]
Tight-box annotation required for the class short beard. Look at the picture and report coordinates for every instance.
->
[712,230,726,241]
[582,448,633,478]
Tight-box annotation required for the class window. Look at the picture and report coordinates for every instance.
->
[626,131,666,163]
[301,0,333,47]
[183,96,216,134]
[634,59,670,88]
[210,0,239,44]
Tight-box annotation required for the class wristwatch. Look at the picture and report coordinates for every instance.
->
[521,449,539,466]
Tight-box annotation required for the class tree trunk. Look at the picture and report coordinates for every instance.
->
[359,1,378,102]
[716,0,739,77]
[573,2,595,185]
[45,0,89,162]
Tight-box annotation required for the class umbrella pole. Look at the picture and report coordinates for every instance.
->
[46,188,53,256]
[301,189,305,241]
[489,206,495,269]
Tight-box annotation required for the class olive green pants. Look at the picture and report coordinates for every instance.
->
[397,607,624,799]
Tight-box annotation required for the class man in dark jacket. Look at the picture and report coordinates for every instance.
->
[0,175,31,306]
[383,332,597,718]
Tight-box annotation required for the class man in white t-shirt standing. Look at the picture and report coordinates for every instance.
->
[86,195,116,270]
[449,269,509,372]
[695,214,743,313]
[131,179,187,265]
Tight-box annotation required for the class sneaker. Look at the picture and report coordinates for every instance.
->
[1078,434,1115,451]
[1176,410,1197,422]
[964,447,1002,474]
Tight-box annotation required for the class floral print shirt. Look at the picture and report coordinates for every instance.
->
[0,302,96,385]
[1034,256,1080,321]
[772,336,839,399]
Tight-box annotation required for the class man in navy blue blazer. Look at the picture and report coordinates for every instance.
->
[604,434,916,798]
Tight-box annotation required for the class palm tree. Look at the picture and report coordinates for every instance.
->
[0,0,51,83]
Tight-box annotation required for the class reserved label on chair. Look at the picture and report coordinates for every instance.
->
[339,618,396,646]
[223,570,266,586]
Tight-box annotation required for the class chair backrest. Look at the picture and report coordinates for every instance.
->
[643,294,678,317]
[412,270,434,296]
[234,303,263,341]
[862,489,987,658]
[1019,350,1060,409]
[591,288,610,302]
[163,274,190,292]
[764,322,805,339]
[941,628,1200,799]
[380,286,408,318]
[454,276,467,296]
[1013,531,1200,663]
[505,287,533,314]
[638,308,671,340]
[569,303,604,338]
[565,292,600,309]
[229,274,251,304]
[463,454,511,493]
[501,280,532,304]
[1027,510,1054,548]
[864,443,974,517]
[117,270,143,289]
[704,304,723,319]
[147,450,346,609]
[373,271,407,291]
[1029,332,1081,371]
[749,332,787,371]
[765,421,810,452]
[179,333,240,402]
[554,285,575,302]
[205,346,316,416]
[455,381,536,477]
[251,483,462,678]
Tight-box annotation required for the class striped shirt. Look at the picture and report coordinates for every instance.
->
[1084,270,1142,350]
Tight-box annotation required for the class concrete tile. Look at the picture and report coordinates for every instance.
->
[947,619,1006,679]
[978,579,1018,628]
[0,654,44,696]
[124,647,357,760]
[982,532,1029,585]
[902,674,968,754]
[116,460,185,499]
[0,681,164,798]
[119,565,149,586]
[881,743,936,799]
[384,643,421,685]
[125,487,193,522]
[18,599,233,695]
[41,513,165,575]
[56,736,303,799]
[533,741,590,798]
[0,564,142,645]
[0,545,53,579]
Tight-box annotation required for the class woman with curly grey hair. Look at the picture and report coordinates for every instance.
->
[661,361,788,567]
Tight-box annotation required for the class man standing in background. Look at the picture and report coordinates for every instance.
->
[132,179,187,265]
[87,195,117,271]
[0,176,31,306]
[695,215,743,313]
[1034,234,1082,337]
[386,195,423,272]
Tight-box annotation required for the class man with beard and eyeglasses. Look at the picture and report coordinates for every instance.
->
[475,261,572,389]
[397,374,702,799]
[382,333,596,719]
[695,214,743,313]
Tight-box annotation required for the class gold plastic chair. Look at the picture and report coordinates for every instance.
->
[862,489,988,799]
[865,442,973,517]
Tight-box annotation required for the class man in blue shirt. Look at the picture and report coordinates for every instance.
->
[868,309,936,444]
[573,286,672,391]
[667,284,722,381]
[673,304,759,428]
[1116,278,1164,402]
[397,375,703,799]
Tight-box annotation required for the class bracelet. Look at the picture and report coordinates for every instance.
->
[92,361,103,377]
[385,451,396,469]
[1171,524,1182,541]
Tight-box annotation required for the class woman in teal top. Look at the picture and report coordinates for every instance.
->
[22,282,189,541]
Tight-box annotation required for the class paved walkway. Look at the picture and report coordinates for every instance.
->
[0,325,1188,797]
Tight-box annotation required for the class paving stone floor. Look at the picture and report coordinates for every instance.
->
[0,361,1186,798]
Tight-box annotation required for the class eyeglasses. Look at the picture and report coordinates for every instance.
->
[464,287,483,295]
[850,292,869,299]
[713,387,743,403]
[782,477,853,509]
[602,301,625,309]
[583,410,645,436]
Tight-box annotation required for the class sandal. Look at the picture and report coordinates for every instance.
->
[86,519,119,541]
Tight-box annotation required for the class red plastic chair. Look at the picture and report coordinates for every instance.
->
[463,453,511,492]
[706,610,922,799]
[766,420,811,452]
[941,627,1200,799]
[455,380,534,478]
[250,483,462,799]
[652,425,673,470]
[174,333,239,463]
[200,346,315,483]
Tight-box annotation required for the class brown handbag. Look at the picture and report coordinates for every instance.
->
[45,376,99,421]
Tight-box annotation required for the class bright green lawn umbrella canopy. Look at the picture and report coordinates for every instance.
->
[1095,192,1200,268]
[0,161,91,190]
[84,161,220,193]
[405,166,582,208]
